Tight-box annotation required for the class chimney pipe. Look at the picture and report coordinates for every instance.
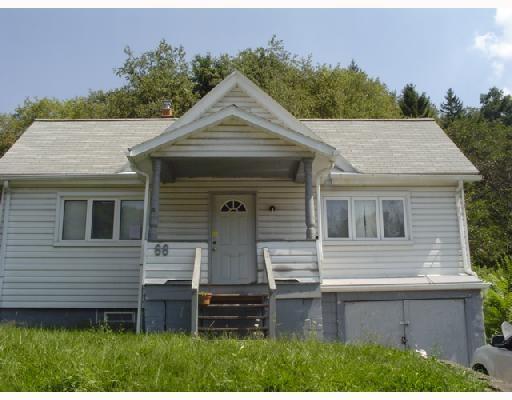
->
[161,100,173,118]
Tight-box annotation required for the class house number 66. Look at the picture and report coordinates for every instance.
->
[154,244,168,256]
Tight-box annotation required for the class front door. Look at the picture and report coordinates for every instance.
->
[211,194,256,284]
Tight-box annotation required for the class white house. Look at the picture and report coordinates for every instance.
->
[0,71,487,365]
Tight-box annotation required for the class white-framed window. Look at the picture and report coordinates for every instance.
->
[323,194,410,242]
[55,194,144,246]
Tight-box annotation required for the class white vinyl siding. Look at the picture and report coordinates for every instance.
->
[321,186,464,279]
[152,118,312,158]
[158,179,310,241]
[202,84,285,126]
[0,187,143,309]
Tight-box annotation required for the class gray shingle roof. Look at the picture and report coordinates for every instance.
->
[303,119,478,175]
[0,118,478,176]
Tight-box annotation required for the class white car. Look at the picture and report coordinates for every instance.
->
[472,322,512,383]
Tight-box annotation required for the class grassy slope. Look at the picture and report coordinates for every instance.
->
[0,326,489,392]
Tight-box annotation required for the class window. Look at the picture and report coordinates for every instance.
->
[324,194,409,241]
[120,200,144,240]
[353,199,378,239]
[59,196,143,244]
[381,199,406,238]
[62,200,87,240]
[326,199,349,238]
[91,200,115,239]
[220,200,247,213]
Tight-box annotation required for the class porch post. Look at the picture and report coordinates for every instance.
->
[303,158,317,240]
[149,158,161,241]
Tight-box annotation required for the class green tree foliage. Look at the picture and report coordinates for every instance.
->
[480,87,512,126]
[445,112,512,268]
[0,37,401,157]
[399,84,436,118]
[476,258,512,338]
[440,88,464,125]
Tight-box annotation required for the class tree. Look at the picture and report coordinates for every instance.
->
[347,59,361,72]
[440,88,464,125]
[446,115,512,267]
[398,84,435,118]
[114,40,197,118]
[480,87,512,125]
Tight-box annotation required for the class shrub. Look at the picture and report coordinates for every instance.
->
[476,256,512,338]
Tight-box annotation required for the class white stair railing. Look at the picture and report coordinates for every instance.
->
[191,247,202,336]
[263,247,277,338]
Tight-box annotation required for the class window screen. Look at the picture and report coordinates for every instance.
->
[382,199,406,238]
[326,199,349,238]
[91,200,115,239]
[120,200,144,240]
[354,199,378,239]
[62,200,87,240]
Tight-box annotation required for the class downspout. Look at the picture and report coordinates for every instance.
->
[315,162,335,280]
[456,180,474,275]
[0,181,10,299]
[130,163,151,334]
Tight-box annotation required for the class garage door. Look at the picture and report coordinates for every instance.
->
[405,299,468,365]
[344,299,469,365]
[345,301,405,348]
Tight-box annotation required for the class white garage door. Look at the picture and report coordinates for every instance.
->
[344,299,469,365]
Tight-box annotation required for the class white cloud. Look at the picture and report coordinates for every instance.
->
[474,9,512,61]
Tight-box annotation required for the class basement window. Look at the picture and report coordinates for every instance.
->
[104,312,136,324]
[57,195,143,246]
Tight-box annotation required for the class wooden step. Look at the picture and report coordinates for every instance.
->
[199,327,268,332]
[199,315,266,320]
[200,303,268,308]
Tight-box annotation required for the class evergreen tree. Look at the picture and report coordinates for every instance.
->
[440,88,464,124]
[347,59,361,72]
[398,84,435,118]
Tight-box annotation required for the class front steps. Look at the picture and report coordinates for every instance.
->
[198,293,269,337]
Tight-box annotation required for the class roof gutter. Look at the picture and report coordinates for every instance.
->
[0,173,140,181]
[330,171,481,185]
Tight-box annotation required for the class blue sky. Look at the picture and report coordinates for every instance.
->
[0,8,508,113]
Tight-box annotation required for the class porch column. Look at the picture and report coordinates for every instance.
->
[149,157,161,241]
[303,158,317,240]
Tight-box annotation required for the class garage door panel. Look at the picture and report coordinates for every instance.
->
[405,299,468,365]
[345,300,404,348]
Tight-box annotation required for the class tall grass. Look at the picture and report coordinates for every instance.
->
[0,325,488,392]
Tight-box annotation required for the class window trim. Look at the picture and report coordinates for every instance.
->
[323,192,412,243]
[54,192,143,247]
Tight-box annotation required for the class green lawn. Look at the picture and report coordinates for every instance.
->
[0,325,490,392]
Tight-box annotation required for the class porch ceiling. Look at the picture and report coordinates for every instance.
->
[162,157,301,180]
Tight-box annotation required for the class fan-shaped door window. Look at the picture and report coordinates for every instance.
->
[220,200,247,213]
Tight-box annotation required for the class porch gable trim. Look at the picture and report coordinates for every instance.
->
[162,70,317,139]
[129,105,339,159]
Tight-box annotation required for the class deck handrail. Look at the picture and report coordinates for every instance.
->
[191,247,202,336]
[263,247,277,339]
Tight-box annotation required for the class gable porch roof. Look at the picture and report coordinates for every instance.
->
[128,105,338,160]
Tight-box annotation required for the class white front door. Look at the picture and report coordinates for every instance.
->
[211,194,256,284]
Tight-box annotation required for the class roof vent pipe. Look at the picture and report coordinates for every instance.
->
[161,100,173,118]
